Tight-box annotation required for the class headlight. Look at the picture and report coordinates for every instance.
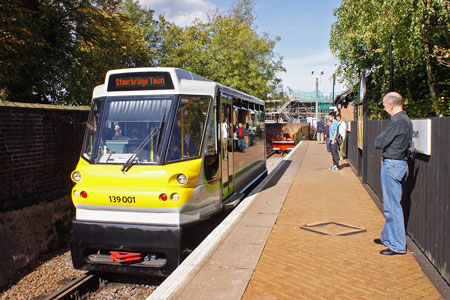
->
[72,171,82,182]
[177,174,187,185]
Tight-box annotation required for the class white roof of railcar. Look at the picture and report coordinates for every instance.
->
[92,67,264,106]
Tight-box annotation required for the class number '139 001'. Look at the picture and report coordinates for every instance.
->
[109,196,136,204]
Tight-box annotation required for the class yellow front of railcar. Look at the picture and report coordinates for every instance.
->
[71,158,202,210]
[70,68,221,276]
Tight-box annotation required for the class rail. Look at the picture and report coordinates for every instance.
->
[43,272,101,300]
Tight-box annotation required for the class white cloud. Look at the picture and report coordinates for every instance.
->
[141,0,217,26]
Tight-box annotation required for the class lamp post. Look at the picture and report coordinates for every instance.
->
[332,72,336,105]
[311,70,324,127]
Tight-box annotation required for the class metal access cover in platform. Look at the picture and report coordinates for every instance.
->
[300,222,366,236]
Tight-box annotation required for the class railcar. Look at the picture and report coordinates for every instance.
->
[70,67,267,276]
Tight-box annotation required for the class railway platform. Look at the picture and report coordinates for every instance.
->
[148,141,449,300]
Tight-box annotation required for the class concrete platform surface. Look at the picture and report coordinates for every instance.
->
[148,141,448,300]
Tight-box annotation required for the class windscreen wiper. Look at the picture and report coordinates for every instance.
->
[121,127,160,173]
[121,110,166,173]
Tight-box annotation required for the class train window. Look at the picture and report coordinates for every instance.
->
[204,103,217,156]
[203,101,219,182]
[82,98,105,162]
[167,96,211,162]
[90,96,173,164]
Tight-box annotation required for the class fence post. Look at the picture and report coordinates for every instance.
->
[359,71,368,183]
[362,79,368,184]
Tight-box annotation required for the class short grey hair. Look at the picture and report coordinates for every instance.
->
[384,92,403,107]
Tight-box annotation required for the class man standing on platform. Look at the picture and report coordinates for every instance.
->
[337,113,347,159]
[374,92,412,255]
[328,112,340,171]
[316,119,325,144]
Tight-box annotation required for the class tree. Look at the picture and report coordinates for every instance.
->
[0,0,285,104]
[157,0,285,99]
[0,0,82,103]
[0,0,161,105]
[65,0,159,105]
[330,0,450,117]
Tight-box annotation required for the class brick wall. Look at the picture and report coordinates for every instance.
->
[0,102,89,212]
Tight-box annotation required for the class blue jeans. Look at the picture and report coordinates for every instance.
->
[380,159,408,253]
[238,138,245,152]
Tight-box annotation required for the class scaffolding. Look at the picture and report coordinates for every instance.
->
[265,92,335,124]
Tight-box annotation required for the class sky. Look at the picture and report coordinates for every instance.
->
[140,0,345,96]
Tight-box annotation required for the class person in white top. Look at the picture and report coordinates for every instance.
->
[337,114,347,159]
[221,118,229,158]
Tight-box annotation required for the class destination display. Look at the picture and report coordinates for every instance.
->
[107,72,174,91]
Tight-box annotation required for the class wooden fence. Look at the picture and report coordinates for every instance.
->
[346,117,449,285]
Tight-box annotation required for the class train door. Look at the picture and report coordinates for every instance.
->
[221,96,233,201]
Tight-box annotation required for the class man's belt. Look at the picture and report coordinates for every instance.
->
[382,157,406,161]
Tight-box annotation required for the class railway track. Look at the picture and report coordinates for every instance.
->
[266,150,276,157]
[42,272,101,300]
[41,272,162,300]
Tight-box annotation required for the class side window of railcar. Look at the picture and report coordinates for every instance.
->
[167,96,211,162]
[203,100,219,181]
[82,98,104,162]
[204,102,217,156]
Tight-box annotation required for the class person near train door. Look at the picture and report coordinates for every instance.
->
[237,122,246,152]
[374,92,412,255]
[221,118,229,158]
[328,112,339,171]
[247,123,254,146]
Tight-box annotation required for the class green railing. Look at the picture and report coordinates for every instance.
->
[292,91,333,103]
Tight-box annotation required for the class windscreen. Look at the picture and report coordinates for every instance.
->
[81,96,174,164]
